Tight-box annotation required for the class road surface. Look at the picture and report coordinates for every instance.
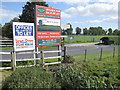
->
[1,43,119,60]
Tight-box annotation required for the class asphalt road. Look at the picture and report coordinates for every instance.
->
[1,43,119,60]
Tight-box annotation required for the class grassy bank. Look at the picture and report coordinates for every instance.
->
[1,50,120,88]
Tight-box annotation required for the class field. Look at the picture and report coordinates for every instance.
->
[64,35,119,44]
[1,50,120,88]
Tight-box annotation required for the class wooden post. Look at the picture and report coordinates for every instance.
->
[41,51,44,65]
[113,47,115,58]
[63,37,65,46]
[99,48,103,60]
[58,45,61,62]
[11,51,15,71]
[35,47,39,65]
[14,51,16,68]
[64,46,67,61]
[33,49,36,66]
[84,49,87,62]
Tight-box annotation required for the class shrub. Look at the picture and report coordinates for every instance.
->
[2,66,60,88]
[62,55,75,63]
[55,65,113,89]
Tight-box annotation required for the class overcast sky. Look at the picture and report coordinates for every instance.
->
[0,0,119,33]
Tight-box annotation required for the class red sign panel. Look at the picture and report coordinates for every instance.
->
[35,5,61,47]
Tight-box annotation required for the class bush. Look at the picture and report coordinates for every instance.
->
[2,66,60,88]
[55,65,113,89]
[62,55,75,63]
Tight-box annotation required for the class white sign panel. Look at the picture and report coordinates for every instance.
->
[37,17,60,26]
[13,22,35,51]
[62,24,70,29]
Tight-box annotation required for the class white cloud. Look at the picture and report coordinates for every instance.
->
[0,9,21,22]
[61,12,71,18]
[86,16,118,23]
[46,0,119,4]
[64,3,118,17]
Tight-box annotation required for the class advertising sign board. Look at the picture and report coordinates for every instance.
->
[35,5,61,47]
[13,22,35,51]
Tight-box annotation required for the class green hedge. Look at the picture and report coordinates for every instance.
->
[2,66,60,88]
[55,65,113,89]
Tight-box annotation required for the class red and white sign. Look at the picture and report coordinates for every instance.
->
[35,5,61,47]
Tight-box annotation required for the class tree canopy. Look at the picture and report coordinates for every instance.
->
[76,27,81,35]
[19,1,48,23]
[2,17,19,38]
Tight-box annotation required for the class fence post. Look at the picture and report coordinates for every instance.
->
[84,49,87,62]
[41,51,44,66]
[11,52,15,71]
[99,48,103,60]
[33,49,36,66]
[64,46,67,61]
[58,45,61,62]
[113,47,115,58]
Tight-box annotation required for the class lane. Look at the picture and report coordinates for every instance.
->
[1,44,119,60]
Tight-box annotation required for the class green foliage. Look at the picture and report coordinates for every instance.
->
[83,28,88,35]
[56,65,113,89]
[2,17,19,39]
[113,29,120,35]
[76,27,81,35]
[108,28,112,35]
[2,23,12,38]
[2,66,60,88]
[19,1,48,23]
[83,26,106,35]
[2,54,119,89]
[62,55,75,63]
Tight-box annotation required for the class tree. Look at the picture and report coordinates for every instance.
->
[66,23,73,35]
[2,17,19,38]
[83,28,88,35]
[113,29,119,35]
[2,23,12,38]
[108,28,112,35]
[19,0,48,23]
[75,27,81,35]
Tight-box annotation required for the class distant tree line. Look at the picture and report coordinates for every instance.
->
[62,25,120,36]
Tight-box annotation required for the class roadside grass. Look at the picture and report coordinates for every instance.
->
[0,47,13,50]
[1,50,120,88]
[74,56,119,88]
[0,46,60,50]
[73,50,119,62]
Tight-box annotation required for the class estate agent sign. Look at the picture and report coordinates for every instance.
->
[35,5,61,47]
[13,22,35,51]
